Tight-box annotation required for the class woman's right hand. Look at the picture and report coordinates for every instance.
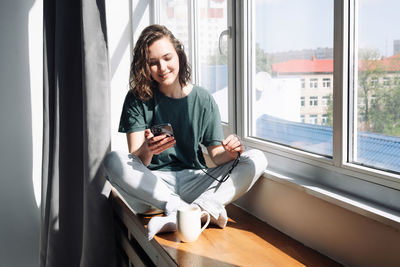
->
[144,129,176,155]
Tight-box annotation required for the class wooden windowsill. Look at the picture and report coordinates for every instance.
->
[110,188,342,266]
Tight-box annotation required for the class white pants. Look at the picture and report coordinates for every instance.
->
[103,149,267,219]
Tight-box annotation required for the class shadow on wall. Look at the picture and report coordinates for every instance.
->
[0,0,40,266]
[110,0,148,78]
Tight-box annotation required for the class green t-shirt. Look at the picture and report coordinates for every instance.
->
[118,85,224,171]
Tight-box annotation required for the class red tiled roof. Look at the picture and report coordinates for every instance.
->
[272,56,333,74]
[200,8,223,19]
[272,54,400,74]
[359,54,400,72]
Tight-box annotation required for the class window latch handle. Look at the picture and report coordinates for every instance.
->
[218,27,231,55]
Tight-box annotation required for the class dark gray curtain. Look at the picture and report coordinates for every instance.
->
[41,0,115,266]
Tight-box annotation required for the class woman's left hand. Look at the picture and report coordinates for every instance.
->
[221,134,244,158]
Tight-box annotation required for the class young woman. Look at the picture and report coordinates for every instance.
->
[103,24,267,240]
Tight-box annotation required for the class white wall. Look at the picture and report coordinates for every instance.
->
[107,0,152,153]
[0,0,42,266]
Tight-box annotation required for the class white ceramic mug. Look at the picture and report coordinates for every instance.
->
[177,205,210,243]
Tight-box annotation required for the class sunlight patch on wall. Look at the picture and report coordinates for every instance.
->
[29,0,43,208]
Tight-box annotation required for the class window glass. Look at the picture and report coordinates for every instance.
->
[309,114,318,124]
[197,0,229,123]
[323,78,331,88]
[310,78,318,88]
[309,96,318,106]
[251,0,334,156]
[159,0,189,53]
[159,0,229,124]
[352,0,400,173]
[300,96,305,107]
[321,114,328,125]
[322,96,329,106]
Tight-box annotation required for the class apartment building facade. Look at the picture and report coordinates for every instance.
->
[271,53,400,126]
[271,56,333,125]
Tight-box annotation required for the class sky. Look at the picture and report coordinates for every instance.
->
[255,0,400,57]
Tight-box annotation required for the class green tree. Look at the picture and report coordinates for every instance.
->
[369,74,400,136]
[325,51,400,136]
[357,48,385,131]
[357,50,400,136]
[207,49,227,65]
[256,43,271,73]
[326,93,333,127]
[207,43,272,72]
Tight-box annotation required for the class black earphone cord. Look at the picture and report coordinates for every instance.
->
[201,140,241,183]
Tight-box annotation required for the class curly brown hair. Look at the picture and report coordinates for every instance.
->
[129,24,191,101]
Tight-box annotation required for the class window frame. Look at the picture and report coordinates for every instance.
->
[309,114,318,124]
[152,0,236,136]
[309,96,318,106]
[322,114,329,125]
[323,78,331,88]
[239,0,400,203]
[149,1,400,209]
[322,95,330,106]
[310,78,318,89]
[383,77,390,86]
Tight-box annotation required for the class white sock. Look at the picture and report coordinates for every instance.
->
[201,207,228,229]
[147,212,177,240]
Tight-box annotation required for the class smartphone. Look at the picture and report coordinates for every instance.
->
[150,123,174,137]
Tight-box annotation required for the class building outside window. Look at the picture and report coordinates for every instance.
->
[322,96,330,106]
[322,78,331,88]
[309,96,318,106]
[321,114,328,125]
[383,77,390,86]
[310,78,318,88]
[301,96,305,107]
[309,114,318,124]
[370,77,379,87]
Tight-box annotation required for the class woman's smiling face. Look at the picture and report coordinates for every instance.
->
[148,37,180,90]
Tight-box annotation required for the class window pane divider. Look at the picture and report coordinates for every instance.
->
[349,0,358,165]
[235,0,249,139]
[332,0,349,167]
[226,0,237,134]
[188,0,199,85]
[149,0,160,24]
